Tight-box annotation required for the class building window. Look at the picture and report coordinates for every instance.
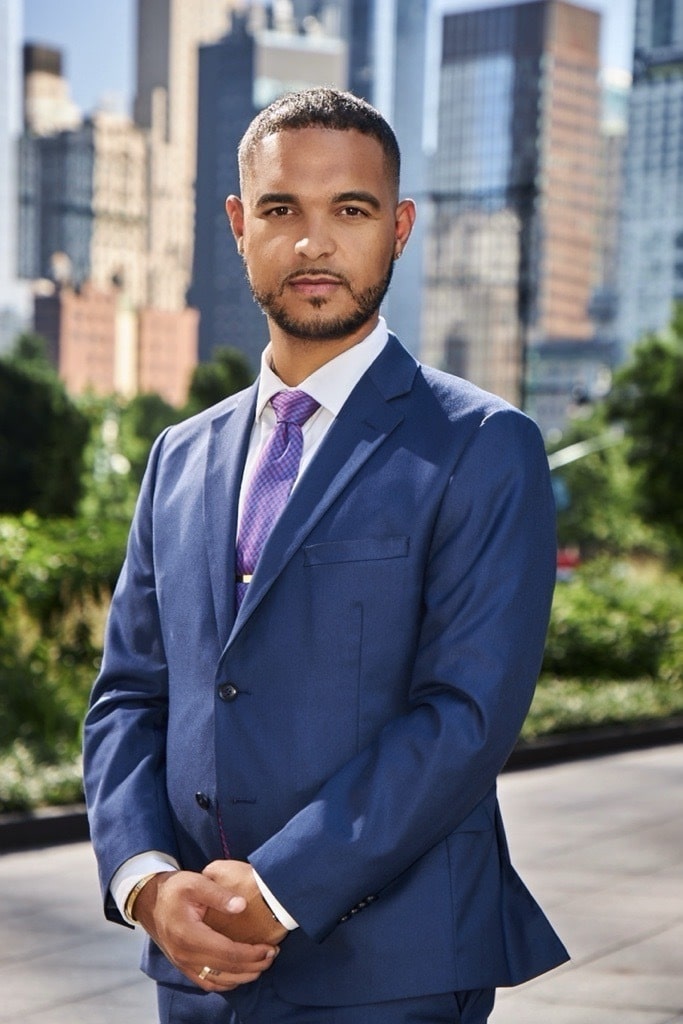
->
[652,0,674,47]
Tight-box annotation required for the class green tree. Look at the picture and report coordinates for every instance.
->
[0,337,90,517]
[548,409,660,559]
[119,392,183,482]
[11,330,52,366]
[608,306,683,548]
[186,346,254,415]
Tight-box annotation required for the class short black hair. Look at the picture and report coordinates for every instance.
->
[238,88,401,194]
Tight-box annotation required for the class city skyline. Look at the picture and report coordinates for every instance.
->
[23,0,636,118]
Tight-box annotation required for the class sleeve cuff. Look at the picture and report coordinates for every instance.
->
[252,869,299,931]
[110,851,181,924]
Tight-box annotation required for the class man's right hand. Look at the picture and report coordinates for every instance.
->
[132,871,280,992]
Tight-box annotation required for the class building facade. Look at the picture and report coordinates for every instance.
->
[422,0,601,409]
[22,42,81,136]
[617,0,683,354]
[0,0,28,351]
[33,281,197,406]
[19,109,147,306]
[591,66,630,337]
[34,282,118,397]
[190,5,347,369]
[138,305,199,406]
[366,0,430,355]
[133,0,240,311]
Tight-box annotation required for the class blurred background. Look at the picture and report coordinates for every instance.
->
[0,0,681,813]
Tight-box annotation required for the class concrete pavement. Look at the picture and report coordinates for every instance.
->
[0,745,681,1023]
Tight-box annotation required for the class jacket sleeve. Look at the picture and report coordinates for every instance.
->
[83,430,180,924]
[248,407,556,942]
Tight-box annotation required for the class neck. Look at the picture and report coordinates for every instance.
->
[268,317,379,387]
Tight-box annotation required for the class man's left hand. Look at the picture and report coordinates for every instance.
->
[203,860,288,946]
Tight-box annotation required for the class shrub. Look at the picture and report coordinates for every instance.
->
[543,560,683,682]
[0,513,127,762]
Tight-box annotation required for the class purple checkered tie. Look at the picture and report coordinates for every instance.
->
[235,390,320,609]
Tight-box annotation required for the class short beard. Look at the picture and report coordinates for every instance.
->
[246,258,395,342]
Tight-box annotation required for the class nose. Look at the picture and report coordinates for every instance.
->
[294,218,336,260]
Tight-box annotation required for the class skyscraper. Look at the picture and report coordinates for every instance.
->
[0,0,28,351]
[190,5,347,368]
[591,66,630,338]
[18,102,148,308]
[22,43,81,136]
[617,0,683,353]
[133,0,239,310]
[422,1,601,408]
[339,0,429,354]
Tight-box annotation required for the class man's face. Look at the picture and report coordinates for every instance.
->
[227,127,414,345]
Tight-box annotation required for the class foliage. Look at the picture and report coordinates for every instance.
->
[0,513,127,763]
[11,330,52,366]
[119,392,184,482]
[186,346,254,415]
[0,338,90,518]
[522,677,683,741]
[543,559,683,682]
[607,306,683,551]
[549,409,661,558]
[0,745,83,814]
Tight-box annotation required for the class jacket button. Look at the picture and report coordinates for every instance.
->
[218,683,239,702]
[195,791,211,810]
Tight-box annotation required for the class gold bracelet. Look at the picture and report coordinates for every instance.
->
[124,873,159,922]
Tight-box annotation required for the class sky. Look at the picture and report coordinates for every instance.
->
[22,0,636,117]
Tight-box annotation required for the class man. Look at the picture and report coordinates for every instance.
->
[84,88,568,1023]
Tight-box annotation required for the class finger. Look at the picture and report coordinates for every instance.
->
[193,960,275,992]
[182,873,247,916]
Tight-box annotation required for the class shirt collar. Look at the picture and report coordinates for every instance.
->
[255,317,389,420]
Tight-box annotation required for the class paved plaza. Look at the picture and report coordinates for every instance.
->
[0,744,681,1023]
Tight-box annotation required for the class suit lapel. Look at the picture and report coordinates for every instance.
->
[203,384,258,649]
[228,336,418,640]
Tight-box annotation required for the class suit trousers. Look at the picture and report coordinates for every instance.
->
[156,978,496,1024]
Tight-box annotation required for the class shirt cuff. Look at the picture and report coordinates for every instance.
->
[111,851,181,924]
[252,869,299,931]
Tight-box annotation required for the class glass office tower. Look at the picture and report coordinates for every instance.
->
[0,0,27,351]
[422,1,601,407]
[617,0,683,354]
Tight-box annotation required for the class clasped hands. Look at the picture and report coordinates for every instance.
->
[132,859,288,992]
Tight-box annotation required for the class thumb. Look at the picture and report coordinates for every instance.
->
[226,894,248,914]
[192,874,247,915]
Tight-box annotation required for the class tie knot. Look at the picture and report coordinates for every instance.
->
[270,390,320,426]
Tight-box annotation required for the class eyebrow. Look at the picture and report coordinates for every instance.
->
[254,193,297,209]
[253,190,383,211]
[333,191,382,210]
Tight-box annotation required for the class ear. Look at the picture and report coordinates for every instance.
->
[226,195,244,253]
[393,198,416,260]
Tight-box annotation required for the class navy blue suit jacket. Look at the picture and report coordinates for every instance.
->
[84,334,568,1005]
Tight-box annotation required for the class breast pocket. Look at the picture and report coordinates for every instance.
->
[303,535,410,566]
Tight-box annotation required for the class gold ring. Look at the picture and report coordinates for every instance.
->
[198,965,220,980]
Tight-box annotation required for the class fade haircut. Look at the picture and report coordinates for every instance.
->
[238,88,401,196]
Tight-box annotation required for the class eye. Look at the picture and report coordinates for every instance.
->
[264,206,293,217]
[339,206,367,217]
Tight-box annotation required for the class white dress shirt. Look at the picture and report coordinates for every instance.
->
[111,317,389,927]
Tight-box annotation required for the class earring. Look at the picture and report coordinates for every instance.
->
[394,248,402,261]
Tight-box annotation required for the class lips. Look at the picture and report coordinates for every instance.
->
[286,273,345,298]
